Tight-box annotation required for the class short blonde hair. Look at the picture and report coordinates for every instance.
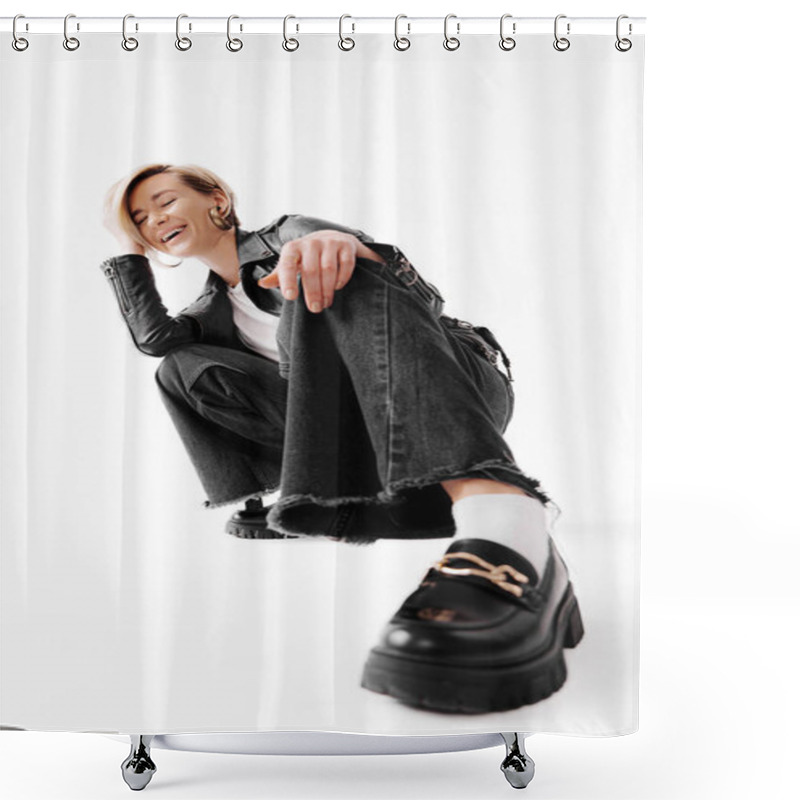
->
[104,163,241,252]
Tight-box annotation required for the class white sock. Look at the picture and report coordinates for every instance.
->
[450,493,552,578]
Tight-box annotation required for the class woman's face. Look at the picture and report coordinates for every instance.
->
[127,172,227,257]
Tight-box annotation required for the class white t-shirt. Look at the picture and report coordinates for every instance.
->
[227,281,280,362]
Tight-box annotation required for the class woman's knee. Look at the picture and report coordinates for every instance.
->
[154,344,217,396]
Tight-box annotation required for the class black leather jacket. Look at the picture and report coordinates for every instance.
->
[100,214,446,357]
[100,213,511,379]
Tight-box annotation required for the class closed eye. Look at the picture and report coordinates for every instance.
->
[134,197,176,226]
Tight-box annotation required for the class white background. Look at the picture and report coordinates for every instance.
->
[1,1,797,799]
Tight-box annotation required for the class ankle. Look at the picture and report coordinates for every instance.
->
[441,478,528,503]
[450,493,551,575]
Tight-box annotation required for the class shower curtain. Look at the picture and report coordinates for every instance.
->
[1,19,643,737]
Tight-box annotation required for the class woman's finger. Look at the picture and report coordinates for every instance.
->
[275,242,301,300]
[257,233,362,309]
[257,271,280,289]
[299,239,324,313]
[334,240,357,293]
[319,241,340,308]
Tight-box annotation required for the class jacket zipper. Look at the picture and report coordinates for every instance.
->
[103,262,132,315]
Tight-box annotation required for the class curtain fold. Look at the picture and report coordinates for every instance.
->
[1,30,643,736]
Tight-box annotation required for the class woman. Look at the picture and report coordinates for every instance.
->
[102,163,583,714]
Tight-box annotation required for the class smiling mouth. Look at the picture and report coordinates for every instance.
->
[161,226,186,244]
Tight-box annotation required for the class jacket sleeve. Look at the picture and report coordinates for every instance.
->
[275,213,376,246]
[100,254,201,357]
[274,213,409,273]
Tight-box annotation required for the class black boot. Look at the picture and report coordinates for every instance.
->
[225,497,296,540]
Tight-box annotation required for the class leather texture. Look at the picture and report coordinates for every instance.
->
[374,537,571,666]
[99,215,445,358]
[100,215,511,387]
[361,537,584,712]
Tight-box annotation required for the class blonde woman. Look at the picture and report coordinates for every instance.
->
[101,163,583,714]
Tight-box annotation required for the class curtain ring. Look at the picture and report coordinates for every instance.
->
[615,15,632,52]
[122,14,139,51]
[394,14,410,51]
[175,14,192,51]
[443,13,460,51]
[499,13,516,51]
[553,14,570,52]
[338,14,355,51]
[12,15,29,52]
[226,15,243,52]
[283,15,299,52]
[63,13,80,51]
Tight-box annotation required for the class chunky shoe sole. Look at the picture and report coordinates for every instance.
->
[361,584,584,714]
[225,511,297,540]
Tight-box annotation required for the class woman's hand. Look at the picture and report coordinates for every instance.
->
[103,208,145,257]
[257,230,385,313]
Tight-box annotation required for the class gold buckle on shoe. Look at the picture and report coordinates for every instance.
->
[432,552,530,598]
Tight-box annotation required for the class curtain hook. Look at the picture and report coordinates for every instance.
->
[63,13,80,51]
[339,14,355,51]
[283,15,299,52]
[122,14,139,51]
[175,14,192,51]
[553,14,571,52]
[443,13,460,51]
[615,15,632,52]
[394,14,410,51]
[226,15,243,52]
[499,13,516,51]
[12,15,29,51]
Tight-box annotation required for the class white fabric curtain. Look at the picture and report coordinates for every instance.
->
[1,30,643,735]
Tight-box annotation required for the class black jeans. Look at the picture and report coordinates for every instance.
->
[154,257,551,544]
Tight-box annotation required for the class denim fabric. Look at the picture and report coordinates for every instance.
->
[154,254,552,545]
[155,345,287,503]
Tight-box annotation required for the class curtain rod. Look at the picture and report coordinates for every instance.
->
[2,16,646,36]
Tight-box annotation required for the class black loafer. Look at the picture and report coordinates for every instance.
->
[225,497,297,540]
[361,537,584,714]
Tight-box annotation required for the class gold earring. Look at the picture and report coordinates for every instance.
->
[209,206,228,229]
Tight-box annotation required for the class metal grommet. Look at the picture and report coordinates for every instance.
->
[443,13,460,51]
[615,14,632,52]
[338,14,355,51]
[499,13,516,51]
[12,15,29,51]
[283,15,299,52]
[553,14,570,52]
[394,14,410,51]
[175,14,192,51]
[226,15,243,52]
[63,13,80,51]
[122,14,139,51]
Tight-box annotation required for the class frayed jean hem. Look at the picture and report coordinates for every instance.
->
[265,458,558,545]
[202,482,281,511]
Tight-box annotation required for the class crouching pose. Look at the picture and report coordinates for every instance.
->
[101,163,583,714]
